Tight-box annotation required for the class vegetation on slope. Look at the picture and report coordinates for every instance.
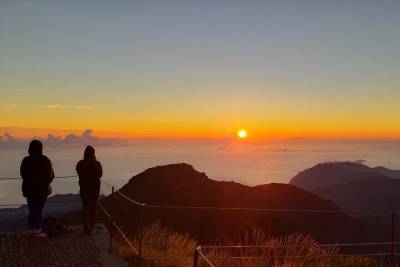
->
[113,223,381,267]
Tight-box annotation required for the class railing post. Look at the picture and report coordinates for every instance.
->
[137,203,146,267]
[193,245,200,267]
[109,186,115,253]
[391,212,396,267]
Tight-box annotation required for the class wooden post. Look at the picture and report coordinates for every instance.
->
[109,186,115,253]
[192,245,200,267]
[392,212,396,267]
[137,204,146,267]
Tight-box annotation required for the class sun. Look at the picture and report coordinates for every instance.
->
[237,129,248,139]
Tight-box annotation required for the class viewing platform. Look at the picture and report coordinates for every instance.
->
[0,226,125,267]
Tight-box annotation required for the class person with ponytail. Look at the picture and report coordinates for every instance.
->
[76,145,102,235]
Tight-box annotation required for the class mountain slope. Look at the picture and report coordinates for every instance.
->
[0,194,82,231]
[372,166,400,179]
[289,162,398,191]
[103,163,356,243]
[314,179,400,211]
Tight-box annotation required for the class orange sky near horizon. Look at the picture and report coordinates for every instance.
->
[1,93,399,140]
[1,122,399,140]
[1,1,400,141]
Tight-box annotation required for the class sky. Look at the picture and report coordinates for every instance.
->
[1,0,400,139]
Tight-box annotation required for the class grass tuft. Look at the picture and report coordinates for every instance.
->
[113,224,383,267]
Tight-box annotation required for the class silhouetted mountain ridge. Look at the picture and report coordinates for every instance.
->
[103,163,358,243]
[118,163,339,209]
[289,161,400,191]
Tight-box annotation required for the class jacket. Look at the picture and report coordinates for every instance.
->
[20,155,55,198]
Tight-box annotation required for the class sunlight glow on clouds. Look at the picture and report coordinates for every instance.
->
[35,104,96,110]
[134,118,181,123]
[0,104,17,108]
[0,129,123,148]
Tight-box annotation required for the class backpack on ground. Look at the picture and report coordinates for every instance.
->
[42,217,71,236]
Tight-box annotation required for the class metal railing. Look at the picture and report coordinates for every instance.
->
[0,175,78,180]
[1,175,400,266]
[98,179,400,267]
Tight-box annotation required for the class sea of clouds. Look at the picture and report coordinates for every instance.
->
[0,129,128,148]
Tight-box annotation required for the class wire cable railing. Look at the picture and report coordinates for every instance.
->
[103,181,400,215]
[99,178,115,188]
[0,200,82,207]
[194,246,216,267]
[145,204,399,214]
[1,174,400,266]
[98,178,400,266]
[115,190,146,207]
[0,174,79,208]
[193,246,393,267]
[1,175,399,215]
[0,175,78,180]
[97,200,139,255]
[0,175,79,207]
[201,241,400,249]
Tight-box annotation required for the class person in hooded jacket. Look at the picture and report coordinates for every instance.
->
[76,145,102,235]
[20,140,55,238]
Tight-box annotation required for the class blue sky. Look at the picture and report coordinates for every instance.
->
[1,0,399,138]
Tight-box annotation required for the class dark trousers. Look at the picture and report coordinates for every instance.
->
[81,195,98,231]
[27,197,47,230]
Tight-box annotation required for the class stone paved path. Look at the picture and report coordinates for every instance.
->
[0,229,103,267]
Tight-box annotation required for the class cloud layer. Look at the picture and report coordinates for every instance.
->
[0,129,123,148]
[35,104,95,110]
[0,104,95,109]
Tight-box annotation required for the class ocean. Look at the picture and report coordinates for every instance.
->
[0,139,399,205]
